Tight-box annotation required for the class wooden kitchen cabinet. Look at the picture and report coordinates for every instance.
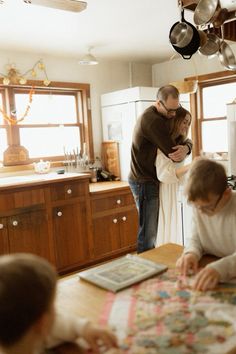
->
[50,179,93,274]
[0,175,92,273]
[52,201,91,272]
[0,186,54,262]
[0,209,51,259]
[90,183,138,260]
[92,214,120,257]
[0,217,9,254]
[119,208,138,248]
[0,177,137,275]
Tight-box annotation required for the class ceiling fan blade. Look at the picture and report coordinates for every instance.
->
[24,0,87,12]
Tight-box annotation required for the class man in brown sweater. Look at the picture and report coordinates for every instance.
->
[128,85,192,253]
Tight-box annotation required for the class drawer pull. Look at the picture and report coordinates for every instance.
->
[122,216,127,221]
[12,220,18,227]
[67,189,72,194]
[113,218,118,224]
[57,211,63,217]
[116,199,121,204]
[0,223,4,229]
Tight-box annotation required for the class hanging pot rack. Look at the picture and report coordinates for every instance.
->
[181,0,236,42]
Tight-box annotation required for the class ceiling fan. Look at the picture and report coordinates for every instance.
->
[23,0,87,12]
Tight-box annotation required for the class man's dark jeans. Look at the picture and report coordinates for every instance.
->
[128,179,159,253]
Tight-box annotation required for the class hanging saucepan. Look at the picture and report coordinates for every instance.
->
[169,9,194,48]
[170,13,200,60]
[218,25,236,70]
[193,0,218,25]
[198,27,221,57]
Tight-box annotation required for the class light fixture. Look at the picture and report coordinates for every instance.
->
[0,59,51,86]
[78,47,98,65]
[23,0,87,12]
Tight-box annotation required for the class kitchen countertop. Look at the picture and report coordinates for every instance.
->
[0,172,90,190]
[0,173,130,193]
[89,181,129,194]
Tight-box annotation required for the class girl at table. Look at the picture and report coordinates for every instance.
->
[155,107,192,246]
[0,253,117,354]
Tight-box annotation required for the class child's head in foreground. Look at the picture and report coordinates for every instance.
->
[186,158,229,215]
[0,253,57,350]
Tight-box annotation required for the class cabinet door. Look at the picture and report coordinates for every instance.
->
[53,202,90,271]
[119,209,138,249]
[0,218,9,255]
[8,210,51,260]
[92,215,120,258]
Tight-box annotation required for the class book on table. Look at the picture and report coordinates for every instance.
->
[78,254,168,292]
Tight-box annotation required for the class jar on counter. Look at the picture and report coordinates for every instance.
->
[89,167,97,183]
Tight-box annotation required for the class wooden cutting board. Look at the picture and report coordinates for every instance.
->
[101,141,120,179]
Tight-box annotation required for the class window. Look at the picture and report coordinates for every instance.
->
[193,74,236,155]
[0,81,92,165]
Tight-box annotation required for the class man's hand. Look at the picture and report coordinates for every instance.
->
[168,145,189,162]
[193,267,220,291]
[176,253,198,276]
[82,323,118,353]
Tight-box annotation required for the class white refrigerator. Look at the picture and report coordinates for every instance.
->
[101,87,159,181]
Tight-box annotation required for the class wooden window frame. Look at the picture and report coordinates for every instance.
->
[0,80,94,165]
[188,70,236,156]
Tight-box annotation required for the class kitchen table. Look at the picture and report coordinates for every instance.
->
[50,243,236,354]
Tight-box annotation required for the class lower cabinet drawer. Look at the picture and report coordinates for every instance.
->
[0,188,45,212]
[91,191,135,213]
[50,181,88,202]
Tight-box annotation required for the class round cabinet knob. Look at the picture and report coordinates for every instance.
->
[57,211,63,217]
[12,220,18,226]
[122,216,127,221]
[113,218,118,224]
[116,199,121,204]
[67,189,72,194]
[0,223,4,229]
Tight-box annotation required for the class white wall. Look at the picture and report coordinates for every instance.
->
[0,51,152,157]
[152,43,236,87]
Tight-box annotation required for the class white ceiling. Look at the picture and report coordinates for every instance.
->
[0,0,195,64]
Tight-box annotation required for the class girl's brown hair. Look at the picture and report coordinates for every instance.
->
[169,106,191,144]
